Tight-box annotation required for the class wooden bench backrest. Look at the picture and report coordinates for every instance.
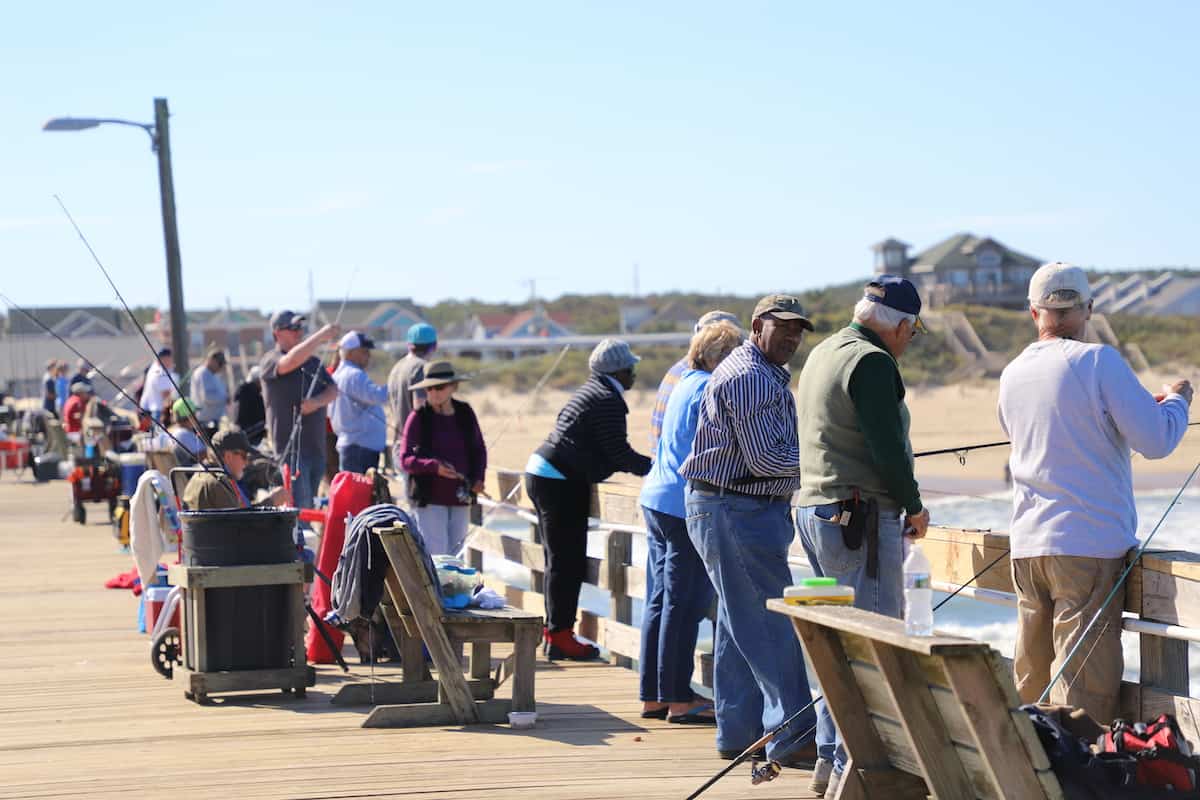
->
[768,602,1064,800]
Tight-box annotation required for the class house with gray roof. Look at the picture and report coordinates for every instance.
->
[873,234,1043,309]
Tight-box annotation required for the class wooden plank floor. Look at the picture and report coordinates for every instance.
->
[0,473,817,799]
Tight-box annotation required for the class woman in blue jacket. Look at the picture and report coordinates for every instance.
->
[638,320,743,723]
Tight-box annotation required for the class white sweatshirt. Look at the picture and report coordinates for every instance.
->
[998,338,1189,559]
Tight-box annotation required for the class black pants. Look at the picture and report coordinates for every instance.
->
[525,472,591,633]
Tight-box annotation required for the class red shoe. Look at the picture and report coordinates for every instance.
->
[545,629,601,661]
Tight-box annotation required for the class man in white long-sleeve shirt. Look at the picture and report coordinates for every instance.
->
[999,262,1193,722]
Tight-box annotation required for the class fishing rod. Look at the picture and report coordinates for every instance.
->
[0,295,226,481]
[913,422,1200,461]
[52,196,240,500]
[685,547,1012,799]
[1037,458,1200,706]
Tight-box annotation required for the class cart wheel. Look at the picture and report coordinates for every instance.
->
[73,504,86,525]
[151,627,182,679]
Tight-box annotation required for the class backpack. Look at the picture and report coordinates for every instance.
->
[1023,706,1199,799]
[1100,715,1200,792]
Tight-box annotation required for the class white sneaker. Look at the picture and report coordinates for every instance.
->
[809,758,833,796]
[825,767,842,798]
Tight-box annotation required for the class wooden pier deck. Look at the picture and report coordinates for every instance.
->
[0,474,817,800]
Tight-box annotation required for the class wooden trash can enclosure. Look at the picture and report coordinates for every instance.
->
[170,508,313,703]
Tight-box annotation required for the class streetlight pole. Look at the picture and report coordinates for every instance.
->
[43,97,190,375]
[152,98,188,376]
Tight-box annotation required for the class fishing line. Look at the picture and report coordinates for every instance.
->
[52,196,237,496]
[913,422,1199,462]
[0,295,226,481]
[685,544,1013,799]
[1037,458,1200,705]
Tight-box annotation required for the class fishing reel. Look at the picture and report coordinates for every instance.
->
[749,760,782,785]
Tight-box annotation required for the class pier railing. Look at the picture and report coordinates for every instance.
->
[467,468,1200,736]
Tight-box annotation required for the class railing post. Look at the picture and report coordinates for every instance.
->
[1140,632,1189,699]
[607,529,633,668]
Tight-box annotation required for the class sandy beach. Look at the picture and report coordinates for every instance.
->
[466,369,1200,497]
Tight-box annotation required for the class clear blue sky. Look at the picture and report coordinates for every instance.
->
[3,1,1197,313]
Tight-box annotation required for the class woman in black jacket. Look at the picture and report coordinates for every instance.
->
[524,339,652,660]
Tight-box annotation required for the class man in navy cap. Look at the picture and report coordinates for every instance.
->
[793,275,929,796]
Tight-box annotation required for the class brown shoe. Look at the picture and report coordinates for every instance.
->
[775,740,818,770]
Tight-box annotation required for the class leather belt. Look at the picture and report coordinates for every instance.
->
[688,479,790,504]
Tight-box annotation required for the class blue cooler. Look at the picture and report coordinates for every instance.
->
[117,453,147,495]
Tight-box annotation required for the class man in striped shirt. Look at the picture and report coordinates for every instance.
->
[679,294,817,767]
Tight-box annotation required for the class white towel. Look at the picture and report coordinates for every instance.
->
[130,470,181,588]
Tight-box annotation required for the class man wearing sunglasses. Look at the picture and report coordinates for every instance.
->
[260,310,340,513]
[182,428,287,510]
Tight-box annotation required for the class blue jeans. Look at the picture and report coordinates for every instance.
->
[796,502,904,771]
[639,506,715,704]
[338,443,381,475]
[292,450,326,514]
[685,485,816,760]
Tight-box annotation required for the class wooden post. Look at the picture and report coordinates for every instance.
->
[607,530,633,667]
[1140,633,1189,696]
[512,622,539,713]
[153,97,188,375]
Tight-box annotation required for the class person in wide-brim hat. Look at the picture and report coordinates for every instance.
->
[409,361,470,391]
[397,360,487,558]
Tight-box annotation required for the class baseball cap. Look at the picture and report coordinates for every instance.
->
[339,330,375,350]
[752,294,814,331]
[156,347,172,358]
[269,310,307,330]
[407,322,438,345]
[1028,262,1092,309]
[589,339,641,374]
[694,310,741,333]
[212,428,252,455]
[865,275,926,331]
[171,397,198,420]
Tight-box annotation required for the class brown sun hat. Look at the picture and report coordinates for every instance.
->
[410,361,470,390]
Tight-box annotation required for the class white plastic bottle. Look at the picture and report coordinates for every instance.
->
[903,542,934,636]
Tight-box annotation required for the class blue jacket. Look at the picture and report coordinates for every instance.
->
[331,362,388,451]
[640,369,710,519]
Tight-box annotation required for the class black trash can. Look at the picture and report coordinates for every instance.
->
[180,508,299,673]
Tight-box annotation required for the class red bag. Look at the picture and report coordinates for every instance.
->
[1101,714,1199,791]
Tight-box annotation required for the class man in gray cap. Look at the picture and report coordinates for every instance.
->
[679,293,817,767]
[524,338,652,660]
[1000,262,1192,724]
[648,310,741,452]
[259,310,340,512]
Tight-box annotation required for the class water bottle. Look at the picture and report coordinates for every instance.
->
[903,542,934,636]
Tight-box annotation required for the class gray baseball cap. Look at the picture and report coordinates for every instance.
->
[694,310,741,333]
[269,310,307,330]
[589,339,640,374]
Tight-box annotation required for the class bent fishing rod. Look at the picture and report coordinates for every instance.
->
[1,295,227,482]
[685,546,1011,800]
[52,197,240,499]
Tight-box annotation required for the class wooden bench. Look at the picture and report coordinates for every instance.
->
[767,601,1065,800]
[359,521,542,728]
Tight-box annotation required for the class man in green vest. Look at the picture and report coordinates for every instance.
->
[794,275,929,797]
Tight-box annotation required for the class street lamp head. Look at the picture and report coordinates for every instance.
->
[43,117,103,132]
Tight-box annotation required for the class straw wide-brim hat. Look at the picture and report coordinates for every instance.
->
[410,361,470,390]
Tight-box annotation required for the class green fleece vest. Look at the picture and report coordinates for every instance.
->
[795,326,912,508]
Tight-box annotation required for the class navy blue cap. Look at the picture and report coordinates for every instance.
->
[865,275,926,331]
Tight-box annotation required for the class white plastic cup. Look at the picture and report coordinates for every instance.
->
[508,711,537,729]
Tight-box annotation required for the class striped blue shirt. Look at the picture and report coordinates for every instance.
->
[678,341,800,497]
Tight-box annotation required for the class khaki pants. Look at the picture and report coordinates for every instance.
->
[1012,555,1126,724]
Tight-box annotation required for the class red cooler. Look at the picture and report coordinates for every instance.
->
[145,586,180,632]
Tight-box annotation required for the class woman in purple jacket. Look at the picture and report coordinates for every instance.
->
[399,361,486,555]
